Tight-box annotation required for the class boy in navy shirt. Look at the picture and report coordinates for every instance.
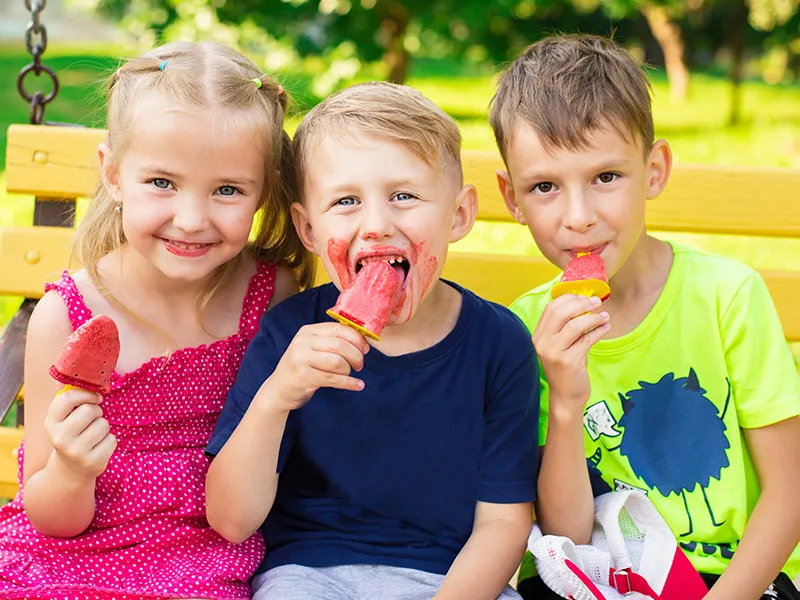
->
[206,82,540,600]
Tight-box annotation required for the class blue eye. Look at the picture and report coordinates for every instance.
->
[394,192,415,202]
[335,197,358,207]
[218,185,238,196]
[152,178,171,190]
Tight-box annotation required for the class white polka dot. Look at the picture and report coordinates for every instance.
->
[0,265,275,599]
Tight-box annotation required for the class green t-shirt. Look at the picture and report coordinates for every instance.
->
[511,242,800,581]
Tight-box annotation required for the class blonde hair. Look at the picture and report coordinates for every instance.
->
[292,81,463,198]
[490,34,654,161]
[76,41,314,331]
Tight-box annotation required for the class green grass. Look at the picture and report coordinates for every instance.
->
[2,46,799,365]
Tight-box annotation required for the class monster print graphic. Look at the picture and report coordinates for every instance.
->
[615,369,732,537]
[583,400,621,441]
[586,448,612,496]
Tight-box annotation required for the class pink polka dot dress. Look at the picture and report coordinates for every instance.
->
[0,264,276,600]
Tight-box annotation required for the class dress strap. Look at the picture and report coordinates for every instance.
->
[238,262,277,340]
[43,271,94,332]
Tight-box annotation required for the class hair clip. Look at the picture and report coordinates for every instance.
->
[251,77,263,89]
[276,85,284,96]
[159,60,167,71]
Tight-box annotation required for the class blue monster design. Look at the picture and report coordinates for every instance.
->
[587,448,612,496]
[616,369,731,537]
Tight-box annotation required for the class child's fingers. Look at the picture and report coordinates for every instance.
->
[312,322,371,355]
[77,415,112,450]
[537,295,603,338]
[88,431,117,463]
[51,404,104,446]
[310,337,366,371]
[307,350,358,376]
[560,311,610,350]
[312,369,365,392]
[571,320,611,352]
[48,389,102,422]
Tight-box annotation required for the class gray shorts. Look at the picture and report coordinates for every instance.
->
[251,563,522,600]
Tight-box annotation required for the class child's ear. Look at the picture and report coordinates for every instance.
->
[98,143,121,204]
[645,139,673,200]
[449,184,478,243]
[290,202,318,255]
[496,170,526,225]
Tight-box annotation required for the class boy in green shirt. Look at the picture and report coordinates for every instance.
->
[489,33,800,599]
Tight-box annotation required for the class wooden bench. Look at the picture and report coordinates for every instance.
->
[2,123,800,499]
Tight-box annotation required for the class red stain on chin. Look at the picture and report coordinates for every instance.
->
[327,238,352,289]
[391,241,439,319]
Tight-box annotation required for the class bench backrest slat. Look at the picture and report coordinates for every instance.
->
[464,152,800,237]
[4,124,800,343]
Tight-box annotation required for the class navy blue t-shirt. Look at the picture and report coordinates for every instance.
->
[207,282,539,576]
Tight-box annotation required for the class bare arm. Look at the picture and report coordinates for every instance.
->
[206,322,370,543]
[703,416,800,600]
[206,378,290,543]
[23,292,114,537]
[535,400,594,543]
[434,501,532,600]
[531,294,608,543]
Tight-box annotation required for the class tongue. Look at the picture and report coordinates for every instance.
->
[391,262,406,286]
[327,261,403,340]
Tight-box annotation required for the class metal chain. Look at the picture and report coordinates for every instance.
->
[17,0,59,124]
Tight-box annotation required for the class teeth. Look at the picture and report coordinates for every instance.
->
[359,255,406,266]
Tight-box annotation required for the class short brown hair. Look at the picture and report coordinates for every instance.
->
[293,82,463,198]
[490,34,654,161]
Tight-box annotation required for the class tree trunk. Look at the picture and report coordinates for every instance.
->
[724,0,748,126]
[642,4,690,103]
[380,2,410,84]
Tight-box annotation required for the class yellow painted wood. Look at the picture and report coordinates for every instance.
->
[6,124,104,198]
[463,151,800,238]
[0,428,22,499]
[3,124,800,340]
[312,252,800,341]
[0,226,78,298]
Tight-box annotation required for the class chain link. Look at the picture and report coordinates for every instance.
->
[18,0,58,124]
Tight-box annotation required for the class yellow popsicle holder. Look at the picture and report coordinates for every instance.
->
[326,309,382,341]
[551,278,611,300]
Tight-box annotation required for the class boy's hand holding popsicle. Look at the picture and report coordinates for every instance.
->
[44,315,120,480]
[261,259,402,412]
[533,253,612,409]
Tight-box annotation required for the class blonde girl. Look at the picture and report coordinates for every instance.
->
[0,41,313,600]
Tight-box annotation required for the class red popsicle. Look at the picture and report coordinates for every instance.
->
[49,315,121,394]
[551,252,611,301]
[327,260,403,341]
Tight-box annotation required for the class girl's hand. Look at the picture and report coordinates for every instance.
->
[44,388,117,481]
[266,322,370,411]
[532,294,610,412]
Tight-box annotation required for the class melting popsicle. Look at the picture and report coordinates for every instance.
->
[327,260,403,341]
[50,314,121,394]
[551,252,611,301]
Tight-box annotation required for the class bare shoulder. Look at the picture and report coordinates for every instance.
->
[27,290,73,351]
[269,264,301,309]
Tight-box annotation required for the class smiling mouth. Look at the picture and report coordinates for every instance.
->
[159,237,219,257]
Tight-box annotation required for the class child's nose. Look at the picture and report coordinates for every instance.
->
[360,203,396,240]
[172,194,210,233]
[563,191,597,233]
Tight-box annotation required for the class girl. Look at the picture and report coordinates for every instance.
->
[0,41,314,600]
